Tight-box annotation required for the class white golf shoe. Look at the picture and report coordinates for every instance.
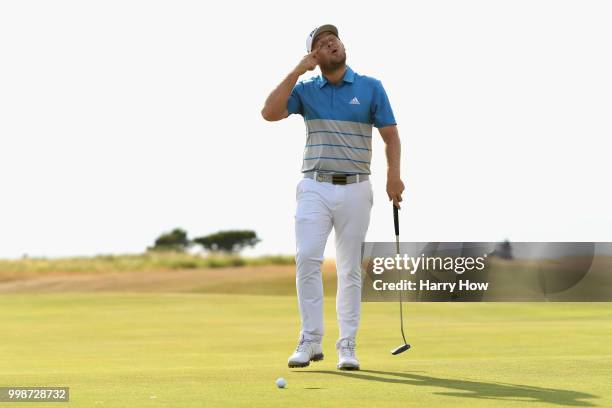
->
[336,338,360,370]
[287,336,324,368]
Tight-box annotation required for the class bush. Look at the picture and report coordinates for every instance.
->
[149,228,190,252]
[193,230,260,254]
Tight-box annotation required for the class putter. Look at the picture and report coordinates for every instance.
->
[391,204,411,355]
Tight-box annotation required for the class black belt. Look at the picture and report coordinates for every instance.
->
[304,171,369,185]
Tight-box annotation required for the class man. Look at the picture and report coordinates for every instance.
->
[261,24,404,370]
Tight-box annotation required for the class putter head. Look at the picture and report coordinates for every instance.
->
[391,343,411,355]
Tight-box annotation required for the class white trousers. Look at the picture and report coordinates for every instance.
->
[294,176,373,343]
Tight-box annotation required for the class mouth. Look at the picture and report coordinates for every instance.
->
[331,49,339,55]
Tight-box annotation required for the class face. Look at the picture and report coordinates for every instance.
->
[311,31,346,71]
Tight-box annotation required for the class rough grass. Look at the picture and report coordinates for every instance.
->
[0,261,338,295]
[0,252,295,280]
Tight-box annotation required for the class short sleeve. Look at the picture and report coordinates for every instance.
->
[287,82,304,116]
[371,80,396,128]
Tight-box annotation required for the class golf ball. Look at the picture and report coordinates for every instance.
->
[275,377,286,388]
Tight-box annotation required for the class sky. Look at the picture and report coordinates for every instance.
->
[1,0,611,259]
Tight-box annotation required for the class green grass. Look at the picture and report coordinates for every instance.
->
[0,252,295,278]
[0,293,611,407]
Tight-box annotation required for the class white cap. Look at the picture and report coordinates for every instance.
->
[306,24,339,53]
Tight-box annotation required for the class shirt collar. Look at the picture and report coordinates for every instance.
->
[319,66,355,88]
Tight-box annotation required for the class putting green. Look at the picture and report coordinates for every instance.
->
[0,293,610,407]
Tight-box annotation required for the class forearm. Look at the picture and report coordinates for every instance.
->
[379,125,405,207]
[261,69,301,121]
[384,130,401,179]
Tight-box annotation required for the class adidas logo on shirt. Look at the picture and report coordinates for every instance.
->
[349,97,360,105]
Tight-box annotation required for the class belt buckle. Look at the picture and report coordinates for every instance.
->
[315,173,325,182]
[332,174,348,185]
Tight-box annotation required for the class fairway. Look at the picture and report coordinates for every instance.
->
[1,293,611,407]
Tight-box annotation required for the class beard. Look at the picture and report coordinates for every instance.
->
[319,52,347,73]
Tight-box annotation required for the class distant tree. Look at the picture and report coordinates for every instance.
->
[148,228,190,252]
[192,230,260,254]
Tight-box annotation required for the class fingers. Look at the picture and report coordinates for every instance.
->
[388,193,403,209]
[387,178,405,209]
[304,50,318,61]
[300,51,318,71]
[308,51,318,67]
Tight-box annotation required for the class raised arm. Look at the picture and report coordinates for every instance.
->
[261,51,318,121]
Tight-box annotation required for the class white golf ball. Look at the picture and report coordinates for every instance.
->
[275,377,286,388]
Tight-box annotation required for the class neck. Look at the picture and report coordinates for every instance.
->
[322,64,347,85]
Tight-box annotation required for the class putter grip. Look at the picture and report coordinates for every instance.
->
[393,205,399,236]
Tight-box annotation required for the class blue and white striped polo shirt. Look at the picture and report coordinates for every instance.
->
[287,65,396,175]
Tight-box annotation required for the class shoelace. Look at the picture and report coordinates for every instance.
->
[339,342,356,358]
[295,338,316,353]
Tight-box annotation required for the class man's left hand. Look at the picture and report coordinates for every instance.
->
[387,176,405,208]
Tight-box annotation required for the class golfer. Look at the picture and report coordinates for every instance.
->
[261,24,404,370]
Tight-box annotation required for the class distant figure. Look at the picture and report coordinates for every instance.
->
[492,240,513,260]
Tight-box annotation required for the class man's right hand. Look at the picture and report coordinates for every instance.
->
[261,51,318,121]
[293,51,318,76]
